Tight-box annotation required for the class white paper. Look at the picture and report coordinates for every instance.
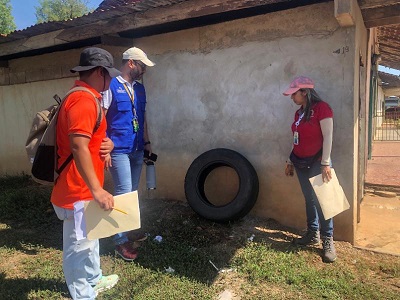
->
[309,169,350,220]
[74,201,86,240]
[73,191,141,240]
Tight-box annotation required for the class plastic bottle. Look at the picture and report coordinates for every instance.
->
[146,161,156,190]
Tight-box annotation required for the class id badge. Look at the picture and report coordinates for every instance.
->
[132,118,139,133]
[293,131,299,145]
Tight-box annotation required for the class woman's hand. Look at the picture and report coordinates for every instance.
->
[321,165,332,182]
[285,163,294,177]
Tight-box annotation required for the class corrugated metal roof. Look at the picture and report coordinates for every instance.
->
[0,0,189,44]
[1,0,399,71]
[379,71,400,89]
[96,0,187,11]
[2,0,304,42]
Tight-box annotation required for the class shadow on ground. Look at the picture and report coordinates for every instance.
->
[0,272,69,300]
[99,197,313,284]
[0,176,319,296]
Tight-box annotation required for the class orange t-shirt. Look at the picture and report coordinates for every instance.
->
[51,81,106,209]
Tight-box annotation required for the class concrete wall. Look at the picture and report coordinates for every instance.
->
[0,46,125,175]
[136,2,358,241]
[349,1,368,240]
[0,2,364,242]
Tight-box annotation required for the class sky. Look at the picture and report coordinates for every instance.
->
[379,65,400,76]
[10,0,104,31]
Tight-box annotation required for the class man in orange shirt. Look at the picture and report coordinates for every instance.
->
[51,47,121,299]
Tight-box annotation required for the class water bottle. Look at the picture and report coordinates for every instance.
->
[146,161,156,190]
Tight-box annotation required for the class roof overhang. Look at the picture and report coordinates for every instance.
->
[358,0,400,70]
[0,0,399,70]
[0,0,329,62]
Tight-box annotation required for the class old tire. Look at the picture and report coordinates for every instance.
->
[184,148,259,222]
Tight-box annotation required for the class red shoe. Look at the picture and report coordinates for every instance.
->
[115,242,138,261]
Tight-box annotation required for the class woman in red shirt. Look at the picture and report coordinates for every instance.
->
[283,76,336,263]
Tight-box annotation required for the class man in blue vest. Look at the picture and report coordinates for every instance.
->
[102,47,155,261]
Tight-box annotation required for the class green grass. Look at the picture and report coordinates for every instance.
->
[0,175,399,299]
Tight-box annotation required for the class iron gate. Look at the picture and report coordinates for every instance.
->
[373,110,400,141]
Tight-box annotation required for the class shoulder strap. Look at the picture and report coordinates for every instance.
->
[56,87,103,175]
[63,86,103,132]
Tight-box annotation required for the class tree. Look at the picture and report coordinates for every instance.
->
[35,0,93,24]
[0,0,16,35]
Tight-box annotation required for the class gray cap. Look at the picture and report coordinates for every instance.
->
[71,47,121,77]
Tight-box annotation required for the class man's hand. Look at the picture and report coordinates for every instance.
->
[104,154,112,170]
[321,165,332,183]
[285,163,294,176]
[92,188,114,211]
[100,137,114,158]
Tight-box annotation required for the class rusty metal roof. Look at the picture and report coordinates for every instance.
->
[96,0,187,11]
[379,71,400,89]
[0,0,323,50]
[1,0,319,43]
[0,0,399,71]
[0,0,187,43]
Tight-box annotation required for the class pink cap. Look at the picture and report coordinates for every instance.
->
[283,76,314,96]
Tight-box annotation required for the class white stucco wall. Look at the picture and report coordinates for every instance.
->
[0,78,74,174]
[0,2,366,242]
[135,2,359,241]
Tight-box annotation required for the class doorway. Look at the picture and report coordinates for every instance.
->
[356,141,400,255]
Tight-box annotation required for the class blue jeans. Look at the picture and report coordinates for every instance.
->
[109,150,144,245]
[53,205,101,300]
[294,161,334,238]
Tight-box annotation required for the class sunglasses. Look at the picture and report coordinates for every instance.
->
[132,60,146,71]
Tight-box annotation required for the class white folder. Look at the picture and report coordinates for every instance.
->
[309,169,350,220]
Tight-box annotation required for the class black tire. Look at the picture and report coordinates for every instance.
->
[184,148,259,222]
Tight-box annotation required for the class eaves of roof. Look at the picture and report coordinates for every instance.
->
[377,24,400,70]
[379,71,400,89]
[0,0,328,62]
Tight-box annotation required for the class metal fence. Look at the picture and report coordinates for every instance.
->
[373,111,400,141]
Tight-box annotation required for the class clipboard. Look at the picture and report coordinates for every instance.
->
[309,169,350,220]
[74,191,141,240]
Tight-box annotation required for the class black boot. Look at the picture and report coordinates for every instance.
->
[322,236,337,263]
[293,230,320,246]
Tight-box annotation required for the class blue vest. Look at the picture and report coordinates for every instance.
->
[106,78,146,153]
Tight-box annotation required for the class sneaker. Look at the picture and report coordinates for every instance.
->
[322,236,337,263]
[93,274,119,297]
[115,242,138,261]
[293,230,320,246]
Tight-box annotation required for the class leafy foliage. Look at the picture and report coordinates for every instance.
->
[35,0,93,24]
[0,0,16,35]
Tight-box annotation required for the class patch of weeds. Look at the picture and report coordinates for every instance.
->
[233,242,310,285]
[233,241,400,299]
[0,175,53,227]
[1,175,399,300]
[379,261,400,277]
[100,262,217,300]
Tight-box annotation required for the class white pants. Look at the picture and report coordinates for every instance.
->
[53,204,102,300]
